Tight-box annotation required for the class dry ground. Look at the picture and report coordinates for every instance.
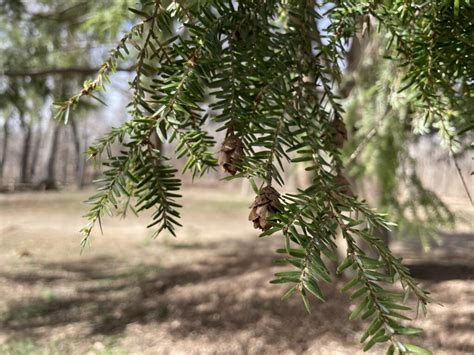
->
[0,188,473,355]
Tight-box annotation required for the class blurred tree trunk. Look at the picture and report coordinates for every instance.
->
[0,117,10,182]
[314,18,392,265]
[80,120,90,186]
[18,110,32,185]
[40,122,62,190]
[70,116,85,188]
[29,115,45,180]
[343,31,391,248]
[62,130,70,184]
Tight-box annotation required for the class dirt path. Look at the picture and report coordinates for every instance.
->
[0,189,472,354]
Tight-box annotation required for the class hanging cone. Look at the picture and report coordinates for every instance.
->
[218,129,244,175]
[335,173,354,197]
[332,118,348,147]
[249,186,281,230]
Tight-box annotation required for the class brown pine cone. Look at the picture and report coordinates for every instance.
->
[332,118,348,147]
[218,129,244,175]
[335,173,354,197]
[248,186,281,230]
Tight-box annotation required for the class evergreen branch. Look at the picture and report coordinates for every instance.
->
[54,22,144,122]
[134,147,182,237]
[131,0,163,99]
[170,0,195,21]
[80,150,136,249]
[86,123,130,159]
[265,104,290,185]
[331,206,431,353]
[2,66,134,78]
[150,45,217,176]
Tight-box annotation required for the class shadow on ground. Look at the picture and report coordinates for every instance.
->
[1,233,473,353]
[398,232,474,282]
[0,238,358,353]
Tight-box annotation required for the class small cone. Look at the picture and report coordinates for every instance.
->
[335,173,354,197]
[332,118,348,147]
[218,129,244,175]
[249,186,281,230]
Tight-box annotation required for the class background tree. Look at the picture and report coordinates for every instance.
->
[0,0,136,188]
[341,33,460,249]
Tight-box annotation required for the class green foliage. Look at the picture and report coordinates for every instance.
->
[333,0,473,147]
[55,0,472,353]
[343,53,456,249]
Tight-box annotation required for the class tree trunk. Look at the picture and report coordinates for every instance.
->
[40,123,62,190]
[70,117,85,188]
[29,115,46,180]
[62,130,70,184]
[19,111,32,185]
[0,117,10,182]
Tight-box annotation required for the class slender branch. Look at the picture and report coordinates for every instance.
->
[450,150,473,205]
[346,106,390,168]
[132,0,162,97]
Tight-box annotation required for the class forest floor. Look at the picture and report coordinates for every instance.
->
[0,188,473,355]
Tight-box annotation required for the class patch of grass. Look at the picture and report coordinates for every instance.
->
[0,339,57,355]
[87,337,126,355]
[40,288,57,302]
[0,340,36,355]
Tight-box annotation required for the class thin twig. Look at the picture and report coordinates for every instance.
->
[450,150,473,205]
[346,106,389,168]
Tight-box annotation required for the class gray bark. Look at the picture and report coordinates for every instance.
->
[0,117,10,181]
[62,130,70,184]
[29,115,46,180]
[70,117,85,188]
[40,123,62,190]
[19,111,32,184]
